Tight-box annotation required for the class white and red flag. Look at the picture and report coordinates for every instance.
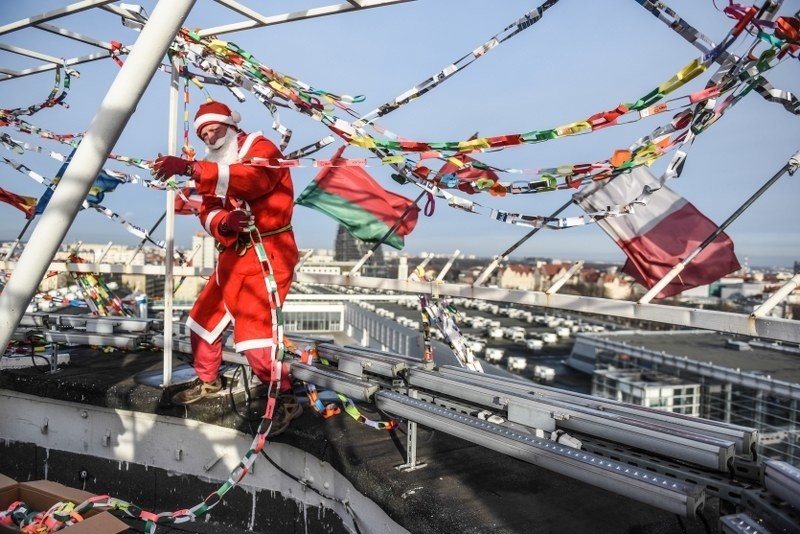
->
[574,167,740,298]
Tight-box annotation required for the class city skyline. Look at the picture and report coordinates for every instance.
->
[1,1,798,268]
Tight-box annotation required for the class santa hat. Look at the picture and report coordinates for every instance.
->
[194,101,241,136]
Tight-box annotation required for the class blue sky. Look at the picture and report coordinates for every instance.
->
[1,0,798,268]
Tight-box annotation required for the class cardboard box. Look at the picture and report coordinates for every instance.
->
[0,475,128,533]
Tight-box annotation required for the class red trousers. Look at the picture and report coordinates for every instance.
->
[191,331,291,392]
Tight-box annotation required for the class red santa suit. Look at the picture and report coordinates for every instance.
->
[186,129,298,389]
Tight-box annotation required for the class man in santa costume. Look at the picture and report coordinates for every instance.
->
[153,101,300,434]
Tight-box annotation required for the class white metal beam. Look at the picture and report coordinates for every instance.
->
[0,43,63,63]
[34,22,116,50]
[200,0,415,36]
[0,0,119,36]
[0,51,112,81]
[0,260,209,277]
[294,272,800,344]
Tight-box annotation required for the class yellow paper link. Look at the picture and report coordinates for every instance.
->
[631,142,661,166]
[208,39,230,56]
[381,155,405,164]
[457,138,490,152]
[555,121,592,136]
[446,156,467,168]
[268,80,292,98]
[657,57,707,96]
[350,136,376,149]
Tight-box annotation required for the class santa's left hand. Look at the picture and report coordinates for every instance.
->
[152,155,194,180]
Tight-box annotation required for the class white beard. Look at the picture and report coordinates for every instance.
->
[203,128,239,164]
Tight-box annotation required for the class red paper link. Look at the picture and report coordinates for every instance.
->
[343,158,366,167]
[571,163,594,175]
[418,151,442,160]
[399,141,429,151]
[689,86,721,104]
[732,5,758,37]
[413,166,432,180]
[587,104,629,131]
[565,175,583,189]
[775,16,800,43]
[486,134,522,147]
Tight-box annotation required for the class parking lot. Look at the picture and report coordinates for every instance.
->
[370,296,608,394]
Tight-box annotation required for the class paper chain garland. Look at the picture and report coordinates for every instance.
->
[1,2,797,237]
[0,64,77,120]
[409,266,483,371]
[65,251,133,317]
[0,155,166,249]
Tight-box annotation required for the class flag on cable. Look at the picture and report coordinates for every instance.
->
[295,145,420,250]
[573,166,740,299]
[0,186,37,219]
[35,146,125,215]
[174,187,202,215]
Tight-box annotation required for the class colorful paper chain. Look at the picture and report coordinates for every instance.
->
[2,3,796,236]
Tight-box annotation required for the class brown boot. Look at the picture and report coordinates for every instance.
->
[172,378,223,405]
[268,393,303,437]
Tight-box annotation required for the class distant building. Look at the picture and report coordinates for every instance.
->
[498,263,567,291]
[333,224,389,278]
[192,232,218,270]
[592,369,701,416]
[568,330,800,463]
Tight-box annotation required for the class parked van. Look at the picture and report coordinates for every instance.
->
[534,365,555,383]
[526,339,544,351]
[487,327,504,339]
[541,332,558,344]
[484,347,505,363]
[507,356,527,372]
[555,327,571,338]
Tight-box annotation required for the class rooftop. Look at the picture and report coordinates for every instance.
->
[593,330,800,384]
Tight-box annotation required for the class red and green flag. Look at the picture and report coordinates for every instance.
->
[296,146,419,250]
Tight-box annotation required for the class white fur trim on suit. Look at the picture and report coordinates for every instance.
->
[235,338,275,352]
[194,113,237,133]
[237,131,263,159]
[215,164,230,197]
[187,314,231,345]
[204,209,223,234]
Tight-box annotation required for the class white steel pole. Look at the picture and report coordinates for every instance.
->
[162,55,181,387]
[751,273,800,318]
[96,241,114,263]
[0,0,196,353]
[546,260,583,295]
[435,249,460,282]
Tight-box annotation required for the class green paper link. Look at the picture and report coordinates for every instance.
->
[757,30,783,48]
[193,504,208,517]
[521,129,557,142]
[627,88,664,111]
[244,63,266,81]
[186,30,202,42]
[379,140,402,151]
[424,142,449,151]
